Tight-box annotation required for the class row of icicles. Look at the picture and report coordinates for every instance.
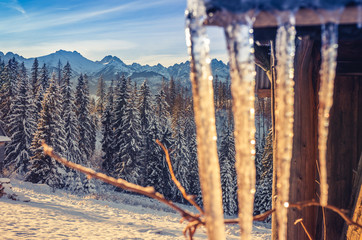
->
[185,1,345,239]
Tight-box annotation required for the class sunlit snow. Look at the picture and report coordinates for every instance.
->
[0,180,271,239]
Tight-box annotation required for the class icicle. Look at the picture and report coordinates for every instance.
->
[274,11,296,240]
[224,14,256,240]
[185,0,226,239]
[318,10,340,206]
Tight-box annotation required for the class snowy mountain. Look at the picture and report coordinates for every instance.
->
[0,50,229,93]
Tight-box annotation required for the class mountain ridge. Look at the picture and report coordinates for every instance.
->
[0,50,230,93]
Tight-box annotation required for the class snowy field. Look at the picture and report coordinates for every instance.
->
[0,180,271,239]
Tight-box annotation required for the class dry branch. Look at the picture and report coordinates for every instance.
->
[156,139,204,215]
[41,141,202,224]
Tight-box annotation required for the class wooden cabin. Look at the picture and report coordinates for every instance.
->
[203,1,362,240]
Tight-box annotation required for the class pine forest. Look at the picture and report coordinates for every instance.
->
[0,57,272,217]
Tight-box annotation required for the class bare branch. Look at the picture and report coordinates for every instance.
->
[288,200,362,229]
[41,141,203,224]
[294,218,313,240]
[156,139,204,215]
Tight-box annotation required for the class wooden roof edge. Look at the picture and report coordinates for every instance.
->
[205,6,361,28]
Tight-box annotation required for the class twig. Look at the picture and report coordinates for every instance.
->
[41,141,203,224]
[288,200,362,229]
[156,139,204,215]
[294,218,313,240]
[224,209,276,224]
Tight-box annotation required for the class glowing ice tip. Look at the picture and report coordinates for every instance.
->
[283,202,289,208]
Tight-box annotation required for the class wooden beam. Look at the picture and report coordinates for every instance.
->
[205,6,361,29]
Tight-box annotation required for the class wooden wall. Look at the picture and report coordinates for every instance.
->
[272,37,362,240]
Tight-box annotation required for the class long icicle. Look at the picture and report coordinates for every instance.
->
[224,15,256,240]
[185,0,226,239]
[318,20,339,207]
[274,11,296,240]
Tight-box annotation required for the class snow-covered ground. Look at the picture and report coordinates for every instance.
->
[0,180,271,239]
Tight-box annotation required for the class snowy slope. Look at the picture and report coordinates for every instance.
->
[0,180,271,239]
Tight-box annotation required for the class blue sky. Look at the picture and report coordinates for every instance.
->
[0,0,227,66]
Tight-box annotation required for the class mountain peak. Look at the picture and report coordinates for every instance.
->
[98,55,125,65]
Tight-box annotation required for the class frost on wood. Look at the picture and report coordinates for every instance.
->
[274,11,296,240]
[185,0,226,239]
[318,13,340,206]
[224,15,256,240]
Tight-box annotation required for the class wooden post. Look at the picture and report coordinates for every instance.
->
[272,36,319,240]
[288,36,318,239]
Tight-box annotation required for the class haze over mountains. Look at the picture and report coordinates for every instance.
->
[0,50,229,93]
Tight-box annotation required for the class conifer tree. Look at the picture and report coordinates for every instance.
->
[26,74,67,189]
[60,63,84,192]
[171,116,192,203]
[0,58,18,128]
[101,81,115,173]
[57,60,62,85]
[254,129,273,221]
[111,75,128,175]
[31,58,39,95]
[114,80,142,185]
[39,63,49,90]
[153,88,174,198]
[75,74,93,160]
[219,124,238,215]
[4,65,36,175]
[96,75,106,115]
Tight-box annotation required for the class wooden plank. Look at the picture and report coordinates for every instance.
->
[320,76,360,240]
[287,36,318,240]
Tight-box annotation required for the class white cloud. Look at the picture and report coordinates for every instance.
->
[0,0,26,14]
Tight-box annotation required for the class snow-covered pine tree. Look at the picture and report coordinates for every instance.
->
[111,75,128,177]
[75,74,93,160]
[145,118,167,193]
[4,63,36,175]
[184,107,202,205]
[57,60,62,85]
[84,75,97,159]
[137,79,157,187]
[219,124,238,215]
[33,64,49,122]
[31,58,39,95]
[171,115,192,203]
[26,74,68,189]
[101,81,115,174]
[60,63,84,192]
[96,75,106,116]
[153,88,174,199]
[0,58,19,129]
[114,80,143,185]
[39,63,49,90]
[253,129,273,221]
